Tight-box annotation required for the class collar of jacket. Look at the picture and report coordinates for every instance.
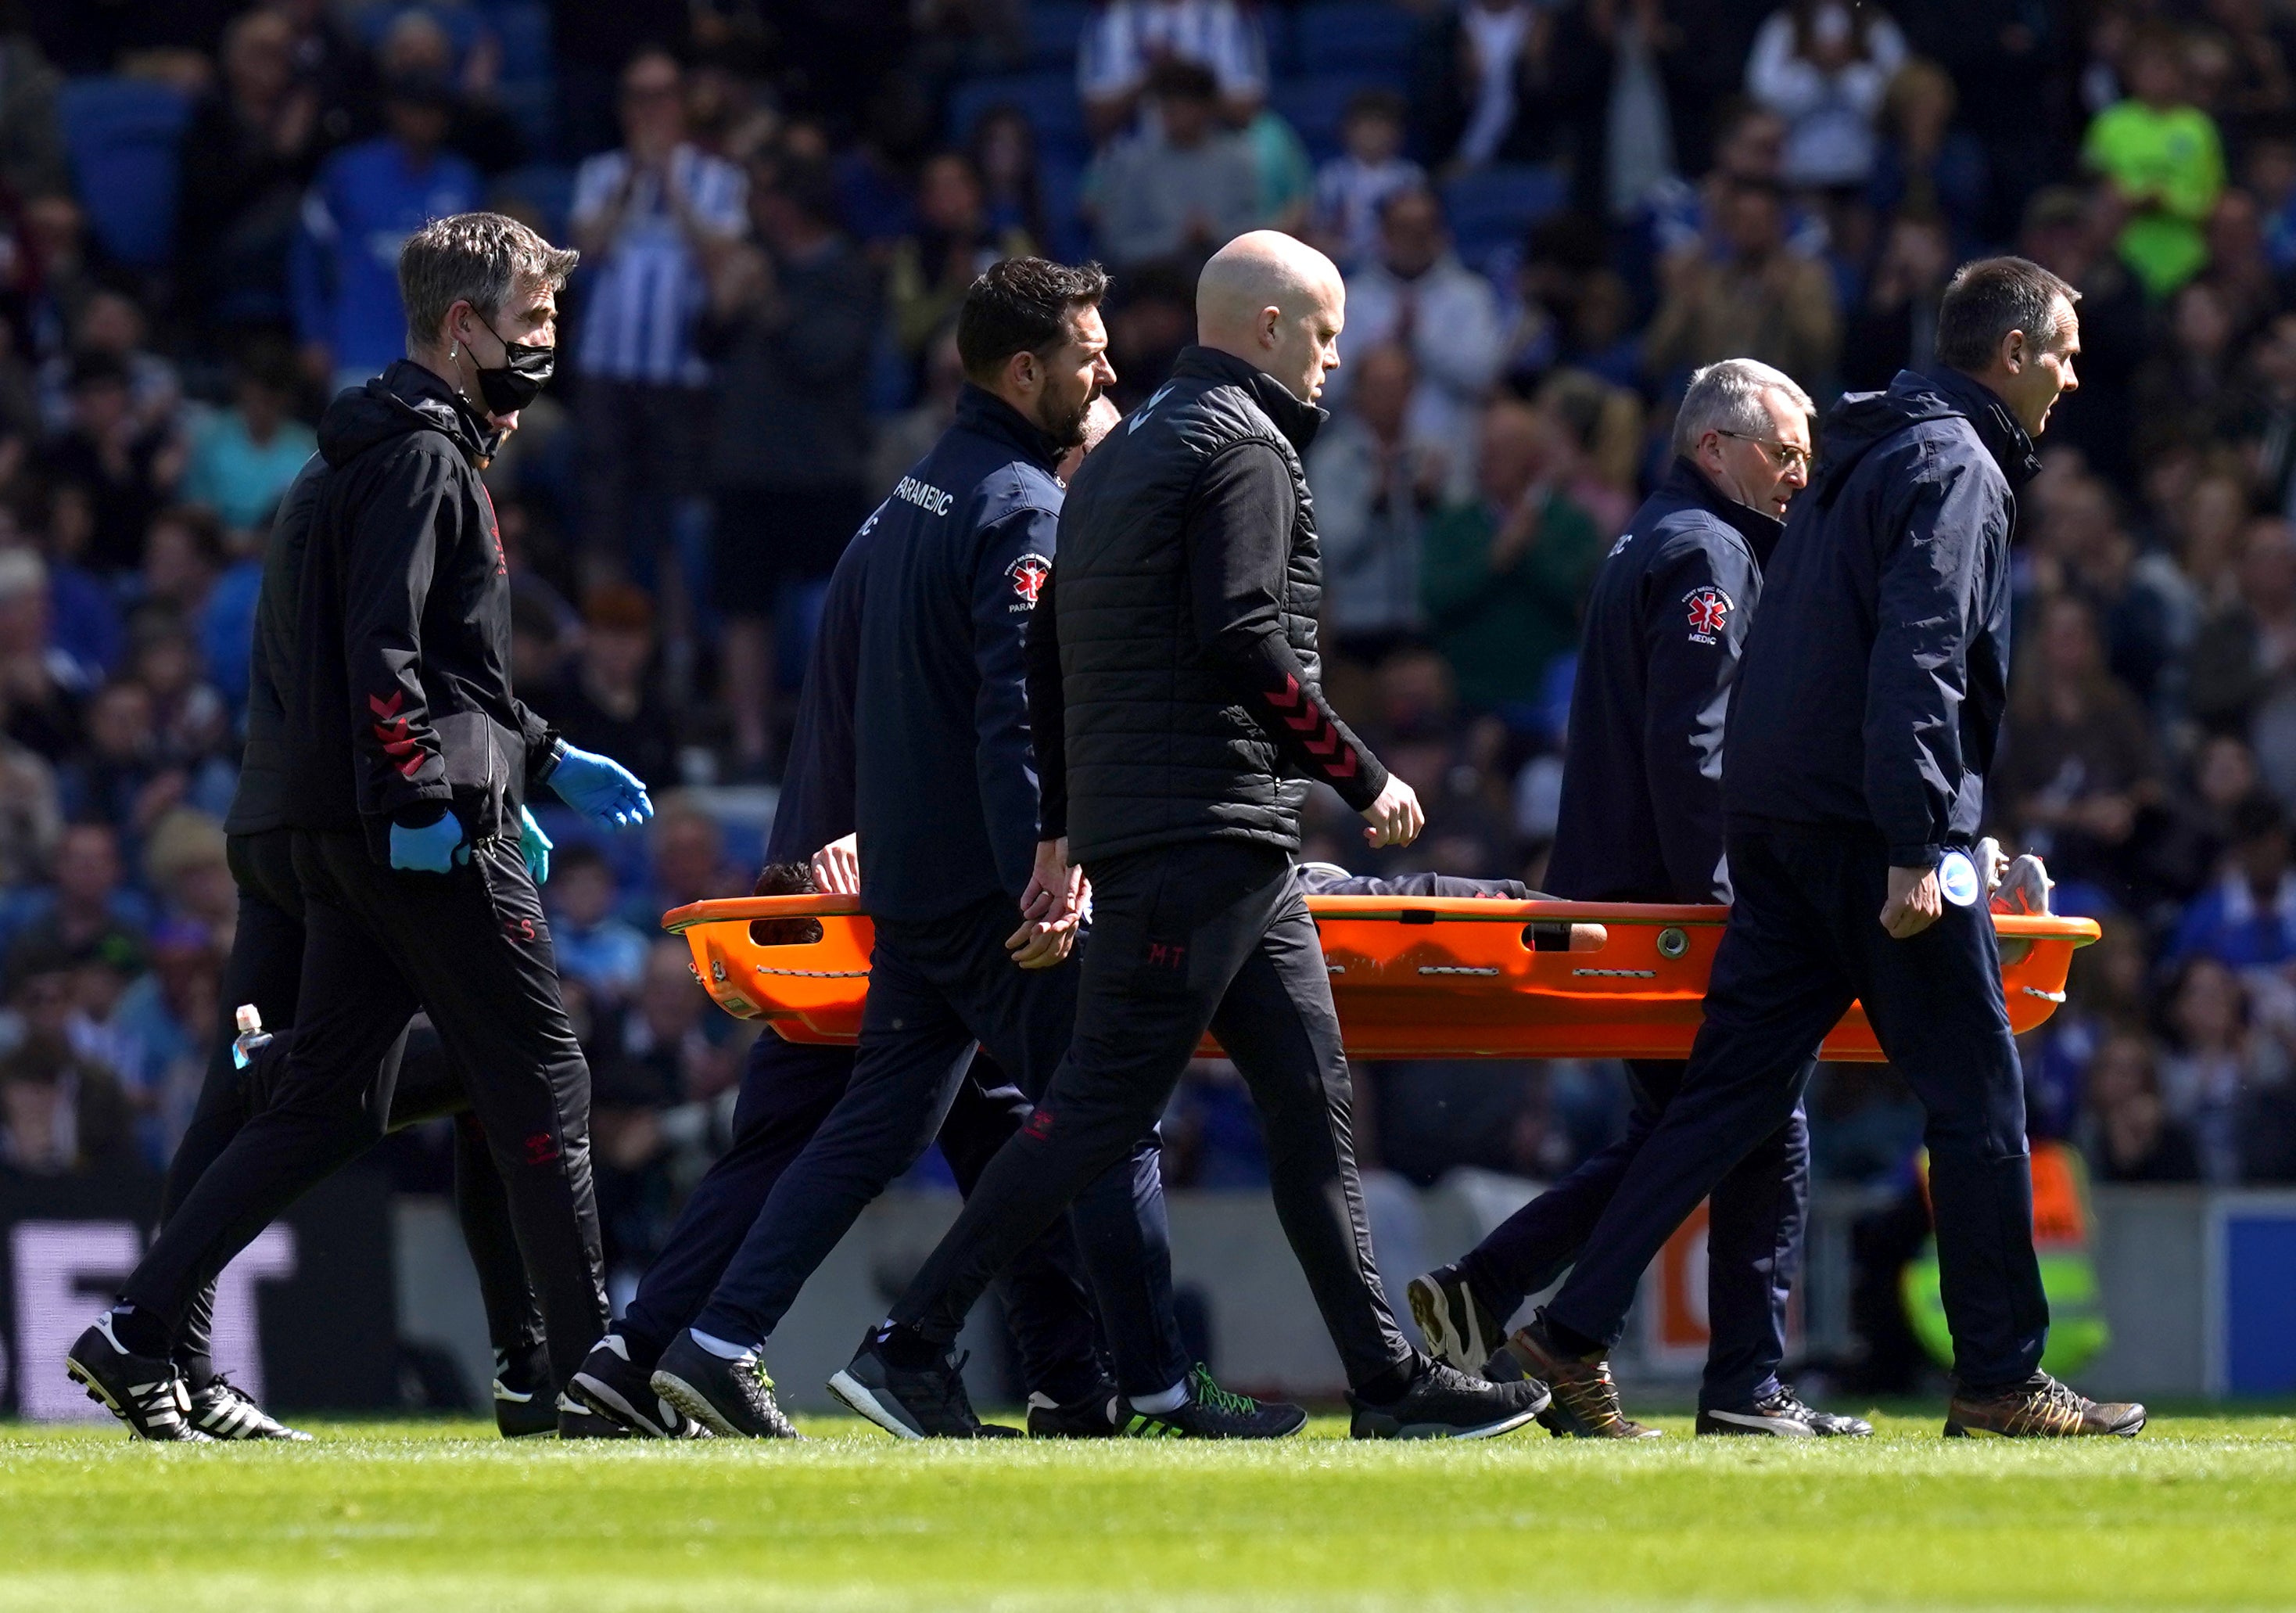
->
[379,358,493,465]
[954,383,1064,475]
[1921,365,2043,489]
[1661,455,1784,566]
[1172,344,1329,455]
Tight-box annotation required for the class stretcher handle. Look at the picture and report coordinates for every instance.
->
[662,894,2097,943]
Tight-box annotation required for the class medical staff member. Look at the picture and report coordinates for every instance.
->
[1407,358,1869,1440]
[1501,258,2146,1440]
[838,233,1550,1443]
[638,258,1304,1442]
[71,214,651,1439]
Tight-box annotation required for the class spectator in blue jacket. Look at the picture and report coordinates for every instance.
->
[2167,795,2296,973]
[290,74,483,397]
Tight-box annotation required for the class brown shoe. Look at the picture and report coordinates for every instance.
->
[1494,1317,1662,1439]
[1944,1373,2145,1439]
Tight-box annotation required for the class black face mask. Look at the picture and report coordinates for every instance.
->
[465,311,554,415]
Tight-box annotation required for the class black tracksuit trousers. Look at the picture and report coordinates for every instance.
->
[124,829,607,1388]
[891,840,1414,1391]
[158,830,542,1378]
[618,1034,1110,1404]
[1455,1058,1811,1409]
[1544,828,2050,1389]
[687,889,1187,1399]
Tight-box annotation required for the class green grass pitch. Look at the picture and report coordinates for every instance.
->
[5,1409,2295,1611]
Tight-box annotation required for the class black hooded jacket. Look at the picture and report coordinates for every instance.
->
[1723,366,2039,868]
[223,447,325,836]
[279,360,557,860]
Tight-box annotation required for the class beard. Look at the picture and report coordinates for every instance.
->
[1035,379,1098,450]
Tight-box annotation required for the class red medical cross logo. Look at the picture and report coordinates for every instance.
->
[1684,587,1731,638]
[1008,553,1052,605]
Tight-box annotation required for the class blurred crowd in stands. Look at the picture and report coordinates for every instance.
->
[3,0,2296,1302]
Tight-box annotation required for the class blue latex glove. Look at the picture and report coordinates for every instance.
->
[518,805,553,885]
[547,742,653,831]
[389,812,466,874]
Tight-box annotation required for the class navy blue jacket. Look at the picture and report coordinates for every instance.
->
[1546,458,1781,904]
[1724,367,2039,868]
[765,510,875,864]
[855,385,1064,921]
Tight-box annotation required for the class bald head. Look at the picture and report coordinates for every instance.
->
[1196,231,1347,403]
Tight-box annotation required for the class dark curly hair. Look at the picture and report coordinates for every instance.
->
[956,256,1110,385]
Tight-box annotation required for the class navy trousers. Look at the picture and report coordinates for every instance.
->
[688,891,1189,1398]
[1456,1058,1810,1408]
[1544,828,2049,1390]
[618,1032,1111,1404]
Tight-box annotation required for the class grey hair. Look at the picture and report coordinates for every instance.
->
[398,212,578,352]
[1672,358,1814,458]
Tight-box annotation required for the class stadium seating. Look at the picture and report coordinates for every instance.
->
[489,0,555,85]
[1026,2,1094,71]
[59,77,192,269]
[946,71,1088,159]
[1267,73,1374,164]
[1036,153,1091,264]
[353,2,493,62]
[1442,164,1570,275]
[495,162,576,241]
[1292,2,1421,74]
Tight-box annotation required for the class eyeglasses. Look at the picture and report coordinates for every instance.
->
[1717,430,1811,470]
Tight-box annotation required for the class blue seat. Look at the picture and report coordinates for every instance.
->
[1441,164,1570,273]
[946,72,1087,160]
[1259,6,1300,77]
[497,81,558,158]
[1037,152,1089,262]
[493,162,574,240]
[1027,2,1093,70]
[486,1,554,85]
[355,3,491,63]
[1267,74,1365,164]
[60,77,192,268]
[1293,2,1419,74]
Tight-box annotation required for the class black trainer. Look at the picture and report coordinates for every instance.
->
[1118,1364,1308,1439]
[827,1330,1021,1439]
[1026,1383,1119,1437]
[557,1391,633,1438]
[1697,1385,1874,1439]
[568,1331,691,1438]
[1407,1265,1505,1375]
[1348,1356,1550,1440]
[186,1374,310,1440]
[64,1316,207,1441]
[492,1344,559,1439]
[649,1329,802,1439]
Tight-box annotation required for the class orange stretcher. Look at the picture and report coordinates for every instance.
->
[662,895,2099,1062]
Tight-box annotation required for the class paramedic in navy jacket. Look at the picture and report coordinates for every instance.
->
[1406,359,1869,1439]
[1502,258,2147,1439]
[565,484,1131,1439]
